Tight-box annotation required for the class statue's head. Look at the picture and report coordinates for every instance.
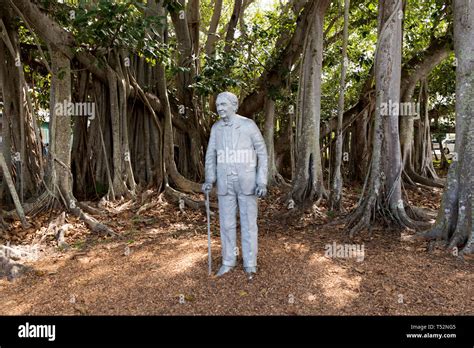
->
[216,91,238,121]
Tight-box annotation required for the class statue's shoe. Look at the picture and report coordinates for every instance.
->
[244,266,257,280]
[216,265,234,277]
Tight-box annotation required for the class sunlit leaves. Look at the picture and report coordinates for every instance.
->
[44,0,168,63]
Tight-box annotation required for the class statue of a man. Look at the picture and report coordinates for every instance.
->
[202,91,268,278]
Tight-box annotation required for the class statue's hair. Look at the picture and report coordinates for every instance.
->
[217,91,239,112]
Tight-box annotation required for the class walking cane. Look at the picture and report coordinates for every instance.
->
[205,190,212,275]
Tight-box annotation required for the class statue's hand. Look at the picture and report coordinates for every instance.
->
[202,182,213,193]
[256,184,267,198]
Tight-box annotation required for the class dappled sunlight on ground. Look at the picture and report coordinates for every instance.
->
[308,254,362,308]
[0,187,472,315]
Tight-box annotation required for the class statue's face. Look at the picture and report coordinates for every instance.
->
[216,96,236,121]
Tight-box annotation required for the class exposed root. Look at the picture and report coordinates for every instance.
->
[0,153,30,229]
[349,218,369,240]
[447,233,465,250]
[77,201,105,216]
[140,189,155,205]
[27,189,119,238]
[402,170,417,187]
[346,188,377,238]
[270,172,291,188]
[346,188,430,238]
[0,215,9,230]
[407,206,437,221]
[42,212,71,249]
[392,203,432,230]
[114,199,135,212]
[278,204,306,221]
[426,239,446,252]
[0,255,31,281]
[26,191,57,217]
[290,184,325,212]
[417,221,445,241]
[164,185,217,214]
[136,200,160,215]
[460,241,474,256]
[405,169,444,188]
[418,217,472,256]
[134,192,165,215]
[71,206,119,238]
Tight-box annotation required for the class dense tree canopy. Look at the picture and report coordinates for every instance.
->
[0,0,471,255]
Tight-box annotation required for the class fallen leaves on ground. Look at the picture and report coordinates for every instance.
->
[0,185,472,315]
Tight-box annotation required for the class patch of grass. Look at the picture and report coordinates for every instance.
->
[326,210,336,219]
[57,244,69,252]
[72,240,86,250]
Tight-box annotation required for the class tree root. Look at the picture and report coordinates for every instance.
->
[136,200,160,215]
[406,205,437,221]
[0,255,31,281]
[42,212,70,249]
[347,203,373,239]
[418,218,473,256]
[135,191,164,215]
[426,239,445,252]
[25,191,57,217]
[404,169,444,188]
[69,204,119,237]
[140,189,156,205]
[26,190,119,238]
[417,221,446,241]
[0,215,9,230]
[77,201,105,216]
[460,242,473,255]
[164,185,217,214]
[270,172,291,188]
[346,189,431,238]
[392,203,432,229]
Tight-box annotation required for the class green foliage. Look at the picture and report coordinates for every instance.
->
[20,0,456,138]
[321,1,378,121]
[191,48,242,95]
[163,0,184,13]
[320,0,453,123]
[48,0,168,63]
[30,72,51,113]
[191,2,296,99]
[428,54,456,115]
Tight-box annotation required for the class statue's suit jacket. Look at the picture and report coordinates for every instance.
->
[205,115,268,195]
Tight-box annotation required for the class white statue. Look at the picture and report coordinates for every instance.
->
[202,91,268,278]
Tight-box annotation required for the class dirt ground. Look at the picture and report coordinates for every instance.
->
[0,185,472,315]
